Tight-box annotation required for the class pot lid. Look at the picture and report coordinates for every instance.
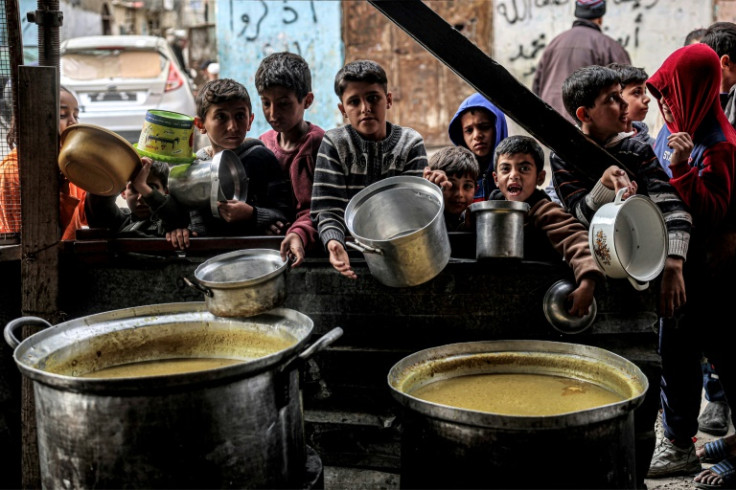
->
[542,279,597,334]
[58,124,142,196]
[194,249,287,287]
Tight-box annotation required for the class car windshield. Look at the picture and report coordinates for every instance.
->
[61,49,165,80]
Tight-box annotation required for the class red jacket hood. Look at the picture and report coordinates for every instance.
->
[646,43,724,135]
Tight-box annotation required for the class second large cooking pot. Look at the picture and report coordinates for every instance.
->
[4,303,342,489]
[389,340,647,489]
[344,176,451,287]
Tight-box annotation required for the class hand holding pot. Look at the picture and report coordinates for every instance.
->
[568,276,597,318]
[422,166,451,190]
[601,165,637,200]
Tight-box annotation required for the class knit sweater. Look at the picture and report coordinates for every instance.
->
[311,122,428,248]
[551,132,691,260]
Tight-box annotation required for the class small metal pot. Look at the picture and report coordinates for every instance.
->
[168,149,248,218]
[184,249,289,317]
[344,176,450,287]
[469,200,529,259]
[543,279,597,334]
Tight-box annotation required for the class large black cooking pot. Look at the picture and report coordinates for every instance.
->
[4,302,342,489]
[388,340,647,489]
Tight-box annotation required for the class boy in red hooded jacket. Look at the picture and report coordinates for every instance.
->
[646,42,736,487]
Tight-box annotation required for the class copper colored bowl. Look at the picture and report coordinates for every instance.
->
[58,124,141,196]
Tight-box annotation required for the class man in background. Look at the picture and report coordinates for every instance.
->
[532,0,631,124]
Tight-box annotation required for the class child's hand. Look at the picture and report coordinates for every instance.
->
[280,232,305,267]
[267,220,289,236]
[601,165,637,199]
[423,167,452,190]
[166,228,197,249]
[567,277,596,317]
[132,157,153,197]
[217,200,252,222]
[659,256,686,318]
[666,132,694,168]
[327,240,357,280]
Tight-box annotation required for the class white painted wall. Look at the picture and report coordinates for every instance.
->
[492,0,713,138]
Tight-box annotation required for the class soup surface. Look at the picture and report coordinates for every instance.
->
[410,373,625,415]
[81,357,243,378]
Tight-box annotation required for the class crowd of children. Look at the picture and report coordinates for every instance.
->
[5,14,736,489]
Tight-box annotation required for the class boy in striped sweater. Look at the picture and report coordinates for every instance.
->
[310,60,447,279]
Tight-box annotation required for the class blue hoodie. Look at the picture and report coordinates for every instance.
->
[448,93,508,200]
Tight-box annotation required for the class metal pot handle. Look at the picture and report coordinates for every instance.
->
[346,240,383,255]
[614,187,627,205]
[181,276,214,298]
[278,327,344,375]
[4,316,52,349]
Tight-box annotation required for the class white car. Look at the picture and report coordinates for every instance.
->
[60,35,196,143]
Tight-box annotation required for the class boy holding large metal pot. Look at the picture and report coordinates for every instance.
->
[550,64,693,488]
[310,60,448,279]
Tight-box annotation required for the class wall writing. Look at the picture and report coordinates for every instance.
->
[217,0,343,138]
[493,0,711,134]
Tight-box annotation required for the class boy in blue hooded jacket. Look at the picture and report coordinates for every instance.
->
[448,93,508,201]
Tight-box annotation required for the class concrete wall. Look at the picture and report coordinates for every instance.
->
[215,1,343,139]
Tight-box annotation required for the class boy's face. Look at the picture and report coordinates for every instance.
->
[59,90,79,135]
[195,100,254,153]
[260,86,314,134]
[493,152,545,203]
[443,172,477,216]
[621,82,650,124]
[338,81,392,141]
[460,109,495,159]
[577,83,628,142]
[124,176,165,219]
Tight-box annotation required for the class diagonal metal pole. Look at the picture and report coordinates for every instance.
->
[367,0,634,182]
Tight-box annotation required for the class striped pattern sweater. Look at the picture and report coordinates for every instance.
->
[550,133,692,260]
[311,122,428,248]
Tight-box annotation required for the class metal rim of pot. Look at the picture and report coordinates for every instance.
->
[468,199,530,214]
[388,339,648,430]
[192,248,289,291]
[345,175,445,249]
[4,302,341,393]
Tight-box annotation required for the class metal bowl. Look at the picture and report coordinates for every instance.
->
[542,279,597,334]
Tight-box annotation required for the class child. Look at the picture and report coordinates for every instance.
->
[646,43,736,487]
[0,86,87,239]
[550,64,693,488]
[255,52,325,267]
[551,66,690,318]
[85,158,185,236]
[189,78,291,237]
[428,146,478,231]
[310,59,447,279]
[447,93,508,201]
[607,63,653,145]
[702,22,736,129]
[491,135,602,317]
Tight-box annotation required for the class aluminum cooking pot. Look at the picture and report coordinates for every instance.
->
[4,303,342,489]
[589,189,667,291]
[344,176,451,287]
[168,149,247,218]
[388,339,647,489]
[184,248,289,318]
[469,200,530,259]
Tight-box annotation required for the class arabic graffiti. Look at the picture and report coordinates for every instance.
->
[497,0,570,25]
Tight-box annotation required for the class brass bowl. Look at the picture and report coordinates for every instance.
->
[58,124,141,196]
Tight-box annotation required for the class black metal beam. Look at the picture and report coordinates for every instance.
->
[368,0,634,181]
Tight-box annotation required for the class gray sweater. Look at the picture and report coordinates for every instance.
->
[310,122,428,248]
